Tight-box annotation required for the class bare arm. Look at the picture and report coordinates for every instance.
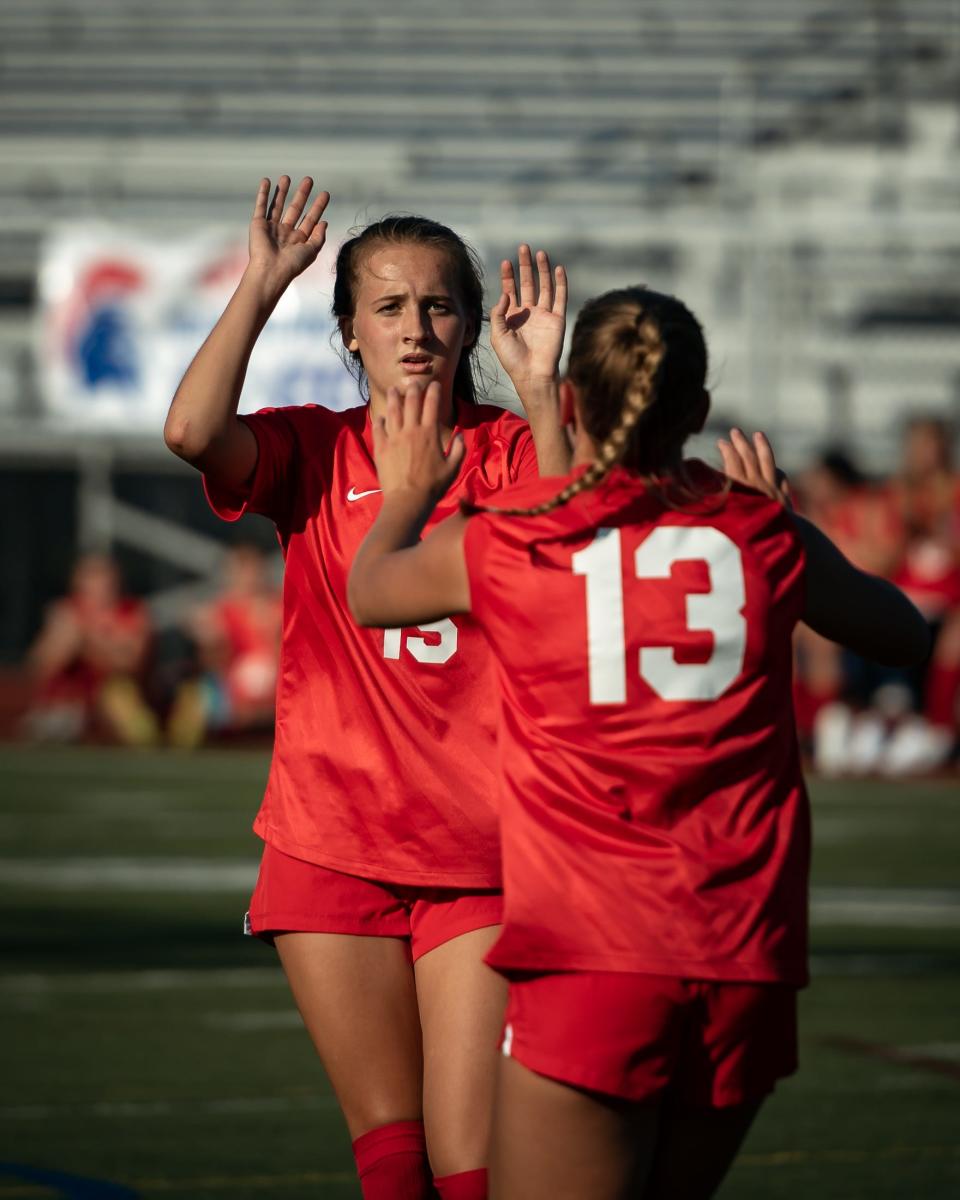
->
[348,382,471,627]
[163,176,330,490]
[491,245,572,477]
[718,428,930,668]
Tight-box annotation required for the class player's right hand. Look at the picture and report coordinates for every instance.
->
[247,176,330,292]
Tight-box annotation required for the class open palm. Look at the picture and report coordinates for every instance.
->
[248,175,330,291]
[490,245,567,387]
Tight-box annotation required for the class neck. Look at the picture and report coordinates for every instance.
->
[368,387,457,440]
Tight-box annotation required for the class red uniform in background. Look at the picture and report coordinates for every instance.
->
[206,401,537,888]
[461,464,808,1102]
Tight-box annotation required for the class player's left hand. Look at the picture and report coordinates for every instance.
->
[491,245,567,391]
[718,428,792,507]
[373,381,466,501]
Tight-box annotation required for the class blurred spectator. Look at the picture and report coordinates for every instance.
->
[24,553,158,745]
[799,422,959,775]
[168,544,281,747]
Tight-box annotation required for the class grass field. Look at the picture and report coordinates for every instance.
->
[1,745,958,1199]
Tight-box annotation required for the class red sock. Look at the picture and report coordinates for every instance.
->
[352,1119,433,1200]
[433,1168,488,1200]
[925,661,960,729]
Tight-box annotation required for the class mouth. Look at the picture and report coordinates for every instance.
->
[400,354,434,375]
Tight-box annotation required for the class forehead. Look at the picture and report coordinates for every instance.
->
[353,242,457,299]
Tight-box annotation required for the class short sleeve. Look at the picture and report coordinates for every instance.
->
[509,427,539,484]
[203,410,300,526]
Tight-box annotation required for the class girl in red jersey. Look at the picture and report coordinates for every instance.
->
[164,176,570,1200]
[347,288,930,1200]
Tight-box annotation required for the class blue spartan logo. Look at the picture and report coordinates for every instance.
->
[76,305,140,389]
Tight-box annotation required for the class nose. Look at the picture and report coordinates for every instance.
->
[401,304,429,343]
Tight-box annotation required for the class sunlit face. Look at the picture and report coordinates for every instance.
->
[339,242,474,413]
[71,555,120,607]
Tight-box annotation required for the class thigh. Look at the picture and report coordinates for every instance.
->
[276,932,423,1139]
[643,1100,762,1200]
[414,924,507,1177]
[490,1056,659,1200]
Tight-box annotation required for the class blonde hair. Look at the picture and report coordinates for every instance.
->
[466,286,707,518]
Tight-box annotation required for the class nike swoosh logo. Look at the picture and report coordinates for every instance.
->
[346,486,382,502]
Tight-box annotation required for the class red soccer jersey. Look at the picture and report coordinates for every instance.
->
[205,401,537,887]
[463,464,809,984]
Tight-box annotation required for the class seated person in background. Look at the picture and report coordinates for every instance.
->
[169,543,281,747]
[882,416,960,769]
[801,420,959,774]
[25,553,157,745]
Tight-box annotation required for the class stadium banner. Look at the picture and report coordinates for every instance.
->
[37,225,363,430]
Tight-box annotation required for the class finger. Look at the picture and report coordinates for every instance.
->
[421,380,442,428]
[402,381,423,429]
[517,244,535,308]
[729,427,759,474]
[752,430,778,485]
[490,291,509,335]
[267,175,291,222]
[253,177,270,220]
[500,260,518,310]
[444,433,466,478]
[298,189,331,238]
[385,387,402,436]
[306,219,328,249]
[717,439,745,479]
[535,250,553,309]
[552,264,568,318]
[280,176,313,227]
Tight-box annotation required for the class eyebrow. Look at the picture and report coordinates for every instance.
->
[373,292,455,304]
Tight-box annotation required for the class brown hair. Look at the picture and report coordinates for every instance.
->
[332,215,485,405]
[469,286,708,517]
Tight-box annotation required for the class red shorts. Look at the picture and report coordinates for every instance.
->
[247,842,503,962]
[501,971,797,1107]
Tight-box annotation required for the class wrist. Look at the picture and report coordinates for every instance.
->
[238,264,289,313]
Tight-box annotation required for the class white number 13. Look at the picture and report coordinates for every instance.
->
[572,526,746,704]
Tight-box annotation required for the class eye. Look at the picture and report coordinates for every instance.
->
[429,301,450,314]
[377,302,400,314]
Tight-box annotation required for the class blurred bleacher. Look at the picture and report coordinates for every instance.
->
[0,0,959,655]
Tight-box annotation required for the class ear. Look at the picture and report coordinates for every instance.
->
[462,314,477,352]
[559,377,578,427]
[339,316,360,355]
[689,388,710,434]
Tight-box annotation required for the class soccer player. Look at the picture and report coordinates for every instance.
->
[347,288,930,1200]
[164,175,570,1200]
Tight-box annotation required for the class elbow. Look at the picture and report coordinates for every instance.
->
[163,408,215,464]
[163,411,195,461]
[346,570,378,628]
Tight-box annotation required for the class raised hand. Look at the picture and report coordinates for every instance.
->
[718,428,792,507]
[490,244,567,389]
[373,381,465,500]
[247,175,330,293]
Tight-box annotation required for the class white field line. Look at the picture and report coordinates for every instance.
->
[0,857,257,891]
[0,967,284,994]
[1,857,958,927]
[810,887,960,928]
[203,1010,304,1032]
[0,1094,339,1122]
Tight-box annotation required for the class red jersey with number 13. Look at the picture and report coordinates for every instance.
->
[463,464,810,984]
[205,402,537,887]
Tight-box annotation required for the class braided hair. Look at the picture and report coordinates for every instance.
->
[468,286,707,518]
[332,215,486,405]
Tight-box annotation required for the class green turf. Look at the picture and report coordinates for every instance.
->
[1,746,958,1198]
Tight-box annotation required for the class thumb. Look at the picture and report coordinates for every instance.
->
[490,293,509,335]
[445,433,466,478]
